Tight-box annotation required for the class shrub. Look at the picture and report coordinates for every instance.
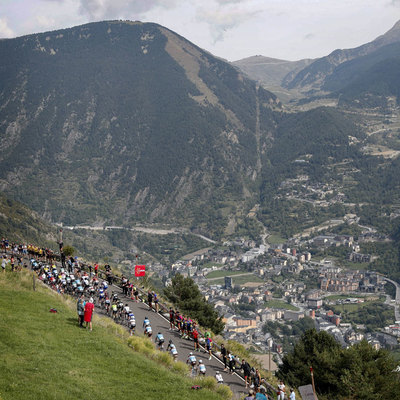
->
[215,384,233,400]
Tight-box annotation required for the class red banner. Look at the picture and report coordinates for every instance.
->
[135,265,146,277]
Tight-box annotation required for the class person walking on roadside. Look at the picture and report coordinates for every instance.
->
[77,294,85,327]
[84,297,95,331]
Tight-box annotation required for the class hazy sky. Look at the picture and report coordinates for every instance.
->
[0,0,399,61]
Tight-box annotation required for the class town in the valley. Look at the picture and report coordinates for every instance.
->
[137,213,400,367]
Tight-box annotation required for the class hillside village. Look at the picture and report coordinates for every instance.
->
[145,217,400,363]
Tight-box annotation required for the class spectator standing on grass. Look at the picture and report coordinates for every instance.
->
[77,294,85,327]
[84,297,95,331]
[278,381,286,400]
[1,255,7,272]
[289,388,295,400]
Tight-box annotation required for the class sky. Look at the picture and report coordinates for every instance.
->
[0,0,399,61]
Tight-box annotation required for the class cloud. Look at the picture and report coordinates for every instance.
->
[35,15,57,29]
[0,18,14,38]
[196,1,260,43]
[78,0,179,21]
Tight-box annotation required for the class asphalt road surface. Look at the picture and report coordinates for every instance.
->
[93,282,248,398]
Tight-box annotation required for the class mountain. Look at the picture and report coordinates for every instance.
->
[0,20,281,234]
[283,19,400,93]
[0,20,385,242]
[232,55,312,88]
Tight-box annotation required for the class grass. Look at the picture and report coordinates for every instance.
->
[206,270,246,279]
[325,294,366,301]
[329,296,385,312]
[264,300,299,311]
[266,233,286,245]
[0,270,224,400]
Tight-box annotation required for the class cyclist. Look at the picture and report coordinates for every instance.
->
[128,313,136,336]
[144,324,153,338]
[167,340,178,361]
[123,303,131,320]
[111,302,118,320]
[143,316,150,330]
[215,371,224,384]
[187,352,197,367]
[104,295,111,314]
[198,360,206,376]
[155,332,165,350]
[187,352,197,377]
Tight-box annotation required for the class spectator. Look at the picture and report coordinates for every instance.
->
[1,255,7,272]
[245,389,255,400]
[84,297,95,331]
[220,343,227,371]
[241,359,251,388]
[255,387,268,400]
[147,290,153,310]
[77,294,85,327]
[228,351,235,374]
[278,381,286,400]
[289,388,296,400]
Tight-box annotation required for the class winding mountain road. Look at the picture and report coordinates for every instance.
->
[93,282,247,398]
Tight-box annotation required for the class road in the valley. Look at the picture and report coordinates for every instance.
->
[61,224,217,244]
[383,277,400,321]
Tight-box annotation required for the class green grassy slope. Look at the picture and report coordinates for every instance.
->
[0,271,222,400]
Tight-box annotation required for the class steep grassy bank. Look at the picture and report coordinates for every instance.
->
[0,270,223,400]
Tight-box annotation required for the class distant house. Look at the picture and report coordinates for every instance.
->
[284,310,304,321]
[308,298,323,309]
